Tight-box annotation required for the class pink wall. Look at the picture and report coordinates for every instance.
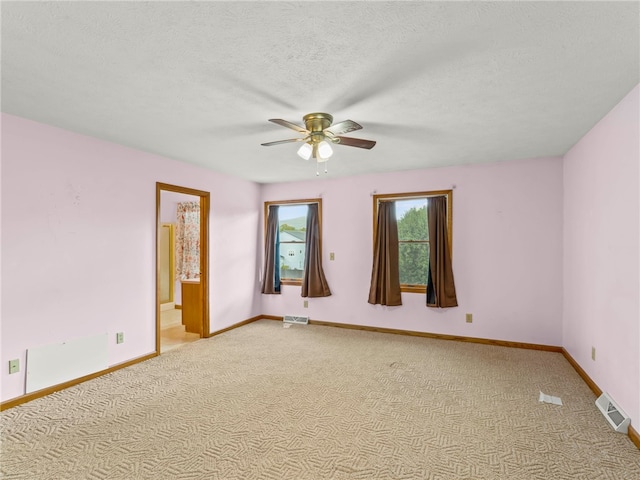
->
[261,157,564,346]
[563,85,640,425]
[1,114,262,402]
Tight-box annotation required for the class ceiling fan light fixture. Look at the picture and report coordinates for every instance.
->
[317,140,333,159]
[297,142,312,160]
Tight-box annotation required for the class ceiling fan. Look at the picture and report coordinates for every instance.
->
[261,113,376,165]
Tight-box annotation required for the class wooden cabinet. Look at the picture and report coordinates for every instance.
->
[181,279,202,336]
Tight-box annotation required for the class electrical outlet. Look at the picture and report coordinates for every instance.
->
[329,252,335,261]
[466,313,473,323]
[303,300,308,308]
[9,359,19,374]
[116,332,124,344]
[592,346,596,361]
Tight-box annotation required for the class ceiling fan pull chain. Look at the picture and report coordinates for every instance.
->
[316,161,319,176]
[325,162,328,174]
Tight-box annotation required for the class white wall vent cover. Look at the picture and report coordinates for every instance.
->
[595,392,630,434]
[26,333,109,393]
[283,315,309,325]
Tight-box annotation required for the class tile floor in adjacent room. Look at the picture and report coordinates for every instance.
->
[160,308,200,352]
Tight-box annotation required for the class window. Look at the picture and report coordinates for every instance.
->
[264,198,322,285]
[373,190,452,293]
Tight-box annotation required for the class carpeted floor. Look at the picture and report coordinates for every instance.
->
[1,320,639,479]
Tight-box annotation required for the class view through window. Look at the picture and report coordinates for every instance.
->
[396,198,429,288]
[278,204,308,281]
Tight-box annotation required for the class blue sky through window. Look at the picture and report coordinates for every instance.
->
[279,204,308,221]
[395,198,427,220]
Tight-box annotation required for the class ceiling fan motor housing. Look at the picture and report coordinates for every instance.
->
[303,113,333,145]
[303,112,332,130]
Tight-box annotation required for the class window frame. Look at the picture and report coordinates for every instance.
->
[264,198,323,286]
[372,190,453,293]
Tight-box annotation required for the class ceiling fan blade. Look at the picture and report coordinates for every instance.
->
[324,120,362,136]
[334,136,376,149]
[268,119,309,134]
[261,138,307,147]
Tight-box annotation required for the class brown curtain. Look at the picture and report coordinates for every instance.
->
[301,204,331,297]
[261,205,281,294]
[426,196,458,307]
[368,201,402,306]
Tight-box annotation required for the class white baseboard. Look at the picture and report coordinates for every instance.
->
[160,302,175,311]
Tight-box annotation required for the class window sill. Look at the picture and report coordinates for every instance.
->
[400,285,427,294]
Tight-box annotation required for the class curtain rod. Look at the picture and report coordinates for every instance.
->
[370,185,456,197]
[372,193,449,199]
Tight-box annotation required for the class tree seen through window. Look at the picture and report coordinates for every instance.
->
[396,199,429,286]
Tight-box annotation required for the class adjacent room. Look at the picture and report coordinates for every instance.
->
[1,1,638,478]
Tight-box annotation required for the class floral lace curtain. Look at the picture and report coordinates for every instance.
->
[176,201,200,280]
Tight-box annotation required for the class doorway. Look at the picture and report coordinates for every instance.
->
[156,183,210,353]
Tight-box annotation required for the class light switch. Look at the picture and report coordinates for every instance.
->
[9,359,19,374]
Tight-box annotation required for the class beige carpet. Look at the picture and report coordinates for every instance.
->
[2,320,639,479]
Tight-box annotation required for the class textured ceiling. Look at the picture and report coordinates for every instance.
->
[2,2,638,184]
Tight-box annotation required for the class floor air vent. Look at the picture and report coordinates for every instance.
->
[595,392,630,434]
[283,315,309,325]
